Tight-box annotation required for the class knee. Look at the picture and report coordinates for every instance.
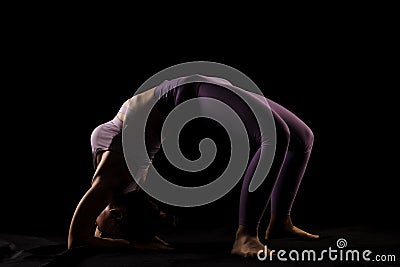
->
[302,125,314,152]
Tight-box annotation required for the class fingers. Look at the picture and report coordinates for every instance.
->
[129,238,174,251]
[153,235,170,246]
[156,243,174,251]
[144,241,174,251]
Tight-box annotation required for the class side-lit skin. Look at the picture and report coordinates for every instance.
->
[68,88,319,257]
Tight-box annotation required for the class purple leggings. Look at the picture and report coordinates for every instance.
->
[238,99,314,228]
[155,80,314,228]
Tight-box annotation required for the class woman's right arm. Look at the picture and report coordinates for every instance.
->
[68,151,173,251]
[68,151,132,249]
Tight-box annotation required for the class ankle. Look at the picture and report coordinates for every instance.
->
[236,224,259,238]
[269,213,293,229]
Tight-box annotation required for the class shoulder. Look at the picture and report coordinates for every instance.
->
[92,150,132,190]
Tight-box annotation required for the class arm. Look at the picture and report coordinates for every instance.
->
[68,151,172,250]
[68,151,132,249]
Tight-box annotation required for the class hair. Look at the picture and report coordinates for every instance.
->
[110,190,177,241]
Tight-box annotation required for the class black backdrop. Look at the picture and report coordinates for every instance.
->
[2,19,399,239]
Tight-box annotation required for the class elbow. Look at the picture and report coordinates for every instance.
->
[68,236,81,250]
[68,234,91,250]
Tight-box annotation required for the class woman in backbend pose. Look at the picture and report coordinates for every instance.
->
[68,74,319,258]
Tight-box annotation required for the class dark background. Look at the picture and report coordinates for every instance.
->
[1,13,399,242]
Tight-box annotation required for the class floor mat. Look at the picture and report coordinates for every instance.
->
[1,225,399,267]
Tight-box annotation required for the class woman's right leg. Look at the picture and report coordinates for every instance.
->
[196,83,293,257]
[265,99,319,240]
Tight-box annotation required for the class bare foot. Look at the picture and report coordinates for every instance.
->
[265,214,319,240]
[231,225,272,258]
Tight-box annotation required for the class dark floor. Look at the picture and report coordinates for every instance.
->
[1,224,399,267]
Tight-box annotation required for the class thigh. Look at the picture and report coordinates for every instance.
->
[266,99,311,139]
[196,83,262,144]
